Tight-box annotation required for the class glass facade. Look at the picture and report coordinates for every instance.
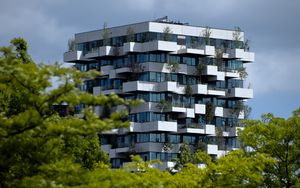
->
[69,22,253,168]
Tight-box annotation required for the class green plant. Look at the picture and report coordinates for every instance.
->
[163,142,173,152]
[205,101,215,124]
[196,63,207,77]
[102,22,111,46]
[166,59,179,72]
[126,27,135,42]
[237,67,248,80]
[68,38,75,51]
[202,27,211,45]
[215,48,224,71]
[184,84,193,97]
[163,26,172,41]
[232,26,242,49]
[231,100,244,119]
[157,100,171,112]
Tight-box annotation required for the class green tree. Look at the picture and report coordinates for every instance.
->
[126,26,135,43]
[0,38,136,187]
[102,22,111,46]
[239,108,300,187]
[202,27,211,46]
[174,142,194,170]
[163,26,172,41]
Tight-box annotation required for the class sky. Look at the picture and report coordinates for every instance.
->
[0,0,299,119]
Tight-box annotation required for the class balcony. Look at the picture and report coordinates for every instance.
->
[123,42,142,53]
[142,40,178,52]
[204,45,215,56]
[194,104,206,114]
[101,65,113,75]
[230,49,255,62]
[122,81,156,93]
[130,121,177,132]
[205,124,216,135]
[192,84,207,95]
[178,124,205,134]
[63,50,83,62]
[227,88,253,99]
[177,48,205,55]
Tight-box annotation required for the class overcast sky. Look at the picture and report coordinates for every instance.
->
[1,0,299,119]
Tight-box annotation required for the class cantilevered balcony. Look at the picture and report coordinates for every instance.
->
[227,87,253,99]
[192,84,207,95]
[63,50,83,62]
[142,40,178,52]
[129,121,177,132]
[204,45,215,56]
[230,49,255,62]
[194,104,206,114]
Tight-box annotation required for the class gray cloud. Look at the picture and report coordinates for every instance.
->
[0,0,299,118]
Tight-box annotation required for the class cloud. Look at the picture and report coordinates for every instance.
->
[247,48,300,95]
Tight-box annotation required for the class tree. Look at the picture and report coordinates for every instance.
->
[102,22,111,46]
[166,59,179,73]
[232,26,242,49]
[126,26,135,43]
[0,38,136,187]
[163,26,172,41]
[184,84,193,97]
[239,108,300,187]
[68,38,75,51]
[237,66,248,80]
[215,48,223,71]
[202,27,211,46]
[174,142,194,170]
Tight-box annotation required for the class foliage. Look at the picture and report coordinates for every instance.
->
[156,100,171,112]
[196,63,206,77]
[205,101,215,124]
[68,38,75,51]
[0,38,134,187]
[126,26,135,43]
[166,59,179,72]
[163,26,172,41]
[237,66,248,80]
[239,109,300,187]
[202,27,211,46]
[184,84,193,97]
[232,26,242,49]
[102,22,111,46]
[215,48,223,71]
[174,142,194,170]
[1,38,299,188]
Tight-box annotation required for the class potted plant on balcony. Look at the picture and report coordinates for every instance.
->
[205,101,215,124]
[166,59,179,73]
[128,61,144,81]
[196,62,206,78]
[215,48,224,71]
[232,26,242,49]
[163,26,172,41]
[202,27,211,46]
[157,99,171,112]
[237,67,248,80]
[102,22,111,46]
[184,84,193,97]
[68,38,75,52]
[126,26,135,43]
[162,142,173,152]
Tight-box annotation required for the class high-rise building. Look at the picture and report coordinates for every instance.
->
[64,18,254,170]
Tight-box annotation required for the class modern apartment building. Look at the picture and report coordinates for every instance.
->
[64,18,254,169]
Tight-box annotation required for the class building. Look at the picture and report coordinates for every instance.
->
[64,18,254,169]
